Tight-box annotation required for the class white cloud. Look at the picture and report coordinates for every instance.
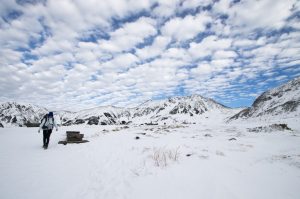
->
[47,0,84,31]
[234,0,295,30]
[112,17,157,38]
[75,50,98,64]
[152,0,180,18]
[190,63,213,77]
[210,18,232,36]
[33,37,75,56]
[135,35,171,60]
[189,35,232,59]
[162,47,191,62]
[101,53,139,72]
[212,0,232,14]
[161,12,212,42]
[99,17,157,53]
[210,58,234,69]
[213,50,237,59]
[0,49,23,65]
[0,0,299,110]
[214,0,298,31]
[181,0,211,10]
[233,39,259,48]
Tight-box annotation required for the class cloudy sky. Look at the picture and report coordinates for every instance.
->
[0,0,299,111]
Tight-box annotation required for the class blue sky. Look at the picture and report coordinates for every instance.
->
[0,0,299,111]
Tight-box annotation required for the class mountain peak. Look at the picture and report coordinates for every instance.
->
[229,76,300,121]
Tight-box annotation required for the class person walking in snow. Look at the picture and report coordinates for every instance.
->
[38,112,58,149]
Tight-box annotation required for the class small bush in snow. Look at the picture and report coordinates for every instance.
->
[151,147,180,167]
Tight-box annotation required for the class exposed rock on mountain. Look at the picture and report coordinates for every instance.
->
[59,106,126,126]
[130,95,235,124]
[57,95,234,125]
[0,102,48,127]
[229,77,300,121]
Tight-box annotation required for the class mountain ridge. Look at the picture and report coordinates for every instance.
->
[229,76,300,121]
[0,94,232,127]
[1,77,299,127]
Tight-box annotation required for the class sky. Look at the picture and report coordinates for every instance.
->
[0,0,299,111]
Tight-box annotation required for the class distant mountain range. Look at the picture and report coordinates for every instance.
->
[1,76,299,127]
[51,94,238,126]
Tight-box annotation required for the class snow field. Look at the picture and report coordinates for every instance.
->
[0,123,300,199]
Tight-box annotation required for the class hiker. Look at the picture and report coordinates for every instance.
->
[38,112,58,149]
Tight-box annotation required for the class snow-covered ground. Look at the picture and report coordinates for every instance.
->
[1,121,300,199]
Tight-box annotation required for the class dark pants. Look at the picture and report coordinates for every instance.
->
[43,129,52,147]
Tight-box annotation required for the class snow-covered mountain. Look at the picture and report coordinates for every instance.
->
[0,95,236,127]
[57,95,235,125]
[59,106,130,126]
[2,76,299,127]
[229,76,300,121]
[130,95,236,124]
[0,102,48,127]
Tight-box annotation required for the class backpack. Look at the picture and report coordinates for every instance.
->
[41,114,48,123]
[41,114,49,130]
[47,118,54,129]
